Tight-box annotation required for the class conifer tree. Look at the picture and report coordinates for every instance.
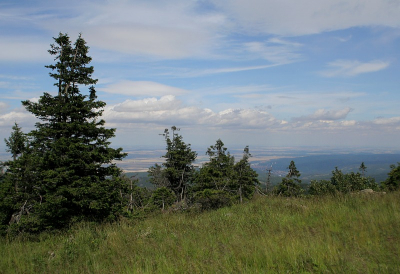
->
[6,33,127,231]
[194,139,235,192]
[233,146,259,203]
[4,123,28,192]
[193,140,259,209]
[4,123,27,162]
[382,163,400,191]
[149,126,197,202]
[359,162,367,177]
[274,160,303,197]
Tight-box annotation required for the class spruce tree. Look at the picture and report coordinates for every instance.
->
[8,33,127,231]
[233,146,259,203]
[194,139,235,192]
[382,163,400,191]
[0,124,35,234]
[4,123,27,162]
[4,123,28,192]
[149,126,197,202]
[274,160,303,197]
[193,140,259,209]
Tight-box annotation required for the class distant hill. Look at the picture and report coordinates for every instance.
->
[253,154,400,183]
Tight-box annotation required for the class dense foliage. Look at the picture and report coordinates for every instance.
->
[192,139,259,209]
[309,164,378,196]
[161,127,197,201]
[0,33,126,234]
[274,160,303,197]
[381,162,400,191]
[149,136,259,210]
[148,126,197,203]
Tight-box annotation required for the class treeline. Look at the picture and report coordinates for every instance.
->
[0,33,399,236]
[146,126,258,211]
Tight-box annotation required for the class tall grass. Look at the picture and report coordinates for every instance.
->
[1,192,399,273]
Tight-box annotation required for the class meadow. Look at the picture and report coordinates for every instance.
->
[1,192,399,273]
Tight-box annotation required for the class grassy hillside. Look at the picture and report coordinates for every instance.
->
[1,192,399,273]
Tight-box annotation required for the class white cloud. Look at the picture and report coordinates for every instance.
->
[103,96,282,129]
[228,89,365,118]
[293,107,353,122]
[0,95,399,150]
[341,120,357,126]
[213,0,400,36]
[112,96,181,112]
[0,109,36,127]
[83,25,213,59]
[373,116,400,125]
[243,38,303,64]
[0,37,50,62]
[0,82,9,89]
[182,64,282,77]
[213,108,281,128]
[38,0,225,59]
[0,75,31,80]
[99,81,188,97]
[336,35,352,42]
[199,84,275,96]
[320,60,390,77]
[0,102,8,113]
[2,0,400,65]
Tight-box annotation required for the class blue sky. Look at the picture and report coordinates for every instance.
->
[1,0,400,151]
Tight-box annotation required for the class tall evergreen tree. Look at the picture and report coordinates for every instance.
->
[233,146,259,203]
[4,123,27,162]
[359,162,367,177]
[274,160,303,197]
[6,33,127,231]
[194,139,235,192]
[149,126,197,202]
[4,123,28,192]
[382,163,400,191]
[0,124,35,234]
[193,140,259,209]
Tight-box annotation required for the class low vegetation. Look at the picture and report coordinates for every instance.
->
[1,192,399,273]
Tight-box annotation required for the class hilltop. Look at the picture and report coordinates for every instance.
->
[1,192,399,273]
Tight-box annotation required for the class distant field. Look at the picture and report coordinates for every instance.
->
[117,147,399,185]
[254,153,400,183]
[2,146,398,183]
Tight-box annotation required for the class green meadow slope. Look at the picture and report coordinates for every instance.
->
[1,192,399,273]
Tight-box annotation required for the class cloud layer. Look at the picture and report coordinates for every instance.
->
[1,0,399,149]
[320,60,390,77]
[99,81,188,97]
[214,0,400,36]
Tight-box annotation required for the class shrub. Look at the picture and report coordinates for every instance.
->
[193,189,234,210]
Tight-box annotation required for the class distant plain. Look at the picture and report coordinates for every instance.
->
[108,146,400,186]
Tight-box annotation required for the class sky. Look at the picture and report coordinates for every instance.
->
[1,0,400,152]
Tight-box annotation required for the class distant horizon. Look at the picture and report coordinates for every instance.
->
[2,142,400,159]
[2,143,398,174]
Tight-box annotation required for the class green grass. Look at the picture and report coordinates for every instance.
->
[1,192,399,273]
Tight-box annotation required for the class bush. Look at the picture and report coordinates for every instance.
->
[274,178,303,197]
[381,163,400,191]
[193,189,234,210]
[309,180,337,196]
[309,167,378,196]
[149,187,176,210]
